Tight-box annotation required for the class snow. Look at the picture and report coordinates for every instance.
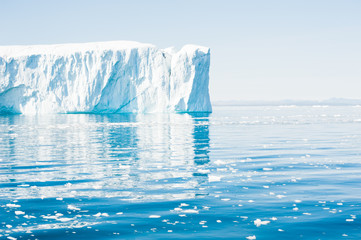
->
[0,41,211,114]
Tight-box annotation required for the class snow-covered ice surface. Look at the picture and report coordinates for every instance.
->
[0,41,211,114]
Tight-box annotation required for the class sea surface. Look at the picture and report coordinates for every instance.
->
[1,106,361,239]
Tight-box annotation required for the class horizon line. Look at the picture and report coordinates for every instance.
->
[212,98,361,106]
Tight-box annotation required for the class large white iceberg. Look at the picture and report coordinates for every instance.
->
[0,41,211,114]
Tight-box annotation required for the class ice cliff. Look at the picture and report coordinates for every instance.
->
[0,41,211,114]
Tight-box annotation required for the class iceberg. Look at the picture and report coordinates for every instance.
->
[0,41,211,114]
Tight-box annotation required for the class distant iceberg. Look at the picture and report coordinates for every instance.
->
[0,41,211,114]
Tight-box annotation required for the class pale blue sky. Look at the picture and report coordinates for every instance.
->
[0,0,360,101]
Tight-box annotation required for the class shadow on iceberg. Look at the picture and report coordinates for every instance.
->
[0,41,212,114]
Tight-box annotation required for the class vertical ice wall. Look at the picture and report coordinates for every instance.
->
[0,41,212,114]
[169,45,211,112]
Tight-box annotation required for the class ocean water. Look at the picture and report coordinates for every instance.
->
[1,106,361,240]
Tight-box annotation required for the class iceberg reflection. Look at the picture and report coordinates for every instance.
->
[0,112,211,201]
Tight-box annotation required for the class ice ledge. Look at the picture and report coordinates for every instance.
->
[0,41,211,114]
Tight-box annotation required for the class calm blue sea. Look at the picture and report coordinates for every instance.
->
[1,106,361,239]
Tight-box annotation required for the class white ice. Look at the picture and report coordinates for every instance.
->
[0,41,211,114]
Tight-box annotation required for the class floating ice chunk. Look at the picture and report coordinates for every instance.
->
[58,217,74,222]
[93,212,102,217]
[149,215,161,218]
[214,160,226,165]
[6,204,20,208]
[246,235,256,240]
[329,209,337,214]
[42,215,58,220]
[208,175,221,182]
[276,195,286,199]
[15,211,25,215]
[254,219,270,227]
[67,205,80,211]
[197,169,210,174]
[182,209,199,214]
[263,168,273,171]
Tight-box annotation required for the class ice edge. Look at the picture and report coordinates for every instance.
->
[0,41,211,114]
